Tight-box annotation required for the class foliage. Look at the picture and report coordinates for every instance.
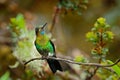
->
[85,17,120,79]
[86,17,114,56]
[10,14,26,41]
[107,60,120,77]
[57,0,88,15]
[0,71,11,80]
[9,14,44,79]
[74,55,88,63]
[9,14,120,80]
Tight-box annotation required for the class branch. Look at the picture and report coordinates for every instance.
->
[86,58,102,80]
[24,56,120,68]
[50,6,60,32]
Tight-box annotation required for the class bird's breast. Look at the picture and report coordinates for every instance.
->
[35,43,49,56]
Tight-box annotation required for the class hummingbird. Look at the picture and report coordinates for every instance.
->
[34,23,63,73]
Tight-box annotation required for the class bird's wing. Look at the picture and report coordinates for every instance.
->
[49,40,56,53]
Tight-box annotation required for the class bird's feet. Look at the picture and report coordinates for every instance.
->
[41,56,49,60]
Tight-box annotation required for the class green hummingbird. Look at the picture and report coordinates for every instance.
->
[35,23,63,73]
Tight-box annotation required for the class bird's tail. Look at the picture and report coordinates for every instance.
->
[47,57,63,73]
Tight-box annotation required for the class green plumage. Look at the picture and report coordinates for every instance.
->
[35,39,55,56]
[34,24,62,73]
[35,41,53,52]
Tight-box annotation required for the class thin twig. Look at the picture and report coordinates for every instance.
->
[86,58,102,80]
[24,56,120,68]
[86,30,106,80]
[50,6,60,32]
[102,67,116,74]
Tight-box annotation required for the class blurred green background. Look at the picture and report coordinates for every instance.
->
[0,0,120,80]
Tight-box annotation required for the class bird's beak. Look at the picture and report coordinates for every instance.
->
[35,23,47,34]
[41,23,47,30]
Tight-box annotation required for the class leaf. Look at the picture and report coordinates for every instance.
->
[74,56,87,62]
[0,71,10,80]
[86,32,97,42]
[74,56,83,62]
[10,13,26,32]
[107,60,120,77]
[16,13,25,28]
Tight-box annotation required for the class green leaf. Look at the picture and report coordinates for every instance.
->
[74,56,83,62]
[107,60,120,77]
[86,32,98,42]
[101,48,109,55]
[74,56,87,62]
[0,71,10,80]
[97,17,105,23]
[10,13,27,38]
[16,13,25,28]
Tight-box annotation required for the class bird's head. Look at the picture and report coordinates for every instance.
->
[35,23,47,36]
